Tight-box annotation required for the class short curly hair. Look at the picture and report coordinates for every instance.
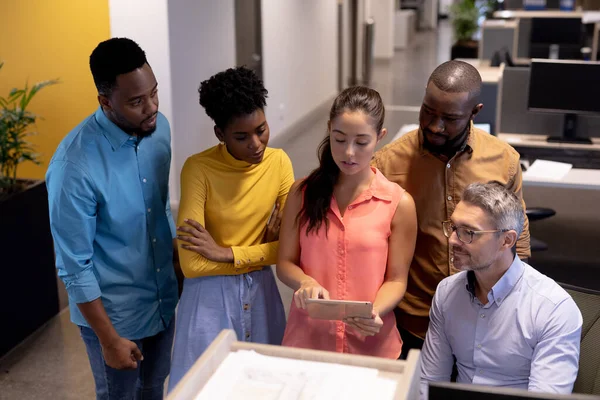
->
[198,66,268,129]
[90,37,148,96]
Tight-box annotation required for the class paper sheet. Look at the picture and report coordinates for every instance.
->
[194,350,398,400]
[523,159,572,181]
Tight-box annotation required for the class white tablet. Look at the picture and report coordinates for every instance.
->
[305,298,373,321]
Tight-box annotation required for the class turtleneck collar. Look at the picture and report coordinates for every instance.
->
[218,143,260,170]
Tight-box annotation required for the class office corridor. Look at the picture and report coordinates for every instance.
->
[0,23,452,400]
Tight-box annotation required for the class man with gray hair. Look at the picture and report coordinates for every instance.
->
[420,181,582,398]
[373,60,531,359]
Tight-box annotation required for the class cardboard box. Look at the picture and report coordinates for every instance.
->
[167,329,421,400]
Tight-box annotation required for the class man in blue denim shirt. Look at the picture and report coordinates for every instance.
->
[46,38,179,399]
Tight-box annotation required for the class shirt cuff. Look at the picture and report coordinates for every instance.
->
[65,268,102,304]
[231,245,269,269]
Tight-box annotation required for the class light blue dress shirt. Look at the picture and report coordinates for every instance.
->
[46,107,178,340]
[420,257,582,399]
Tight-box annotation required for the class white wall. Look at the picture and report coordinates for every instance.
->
[261,0,338,138]
[108,0,177,195]
[369,0,395,59]
[109,0,236,203]
[111,0,339,199]
[167,0,236,200]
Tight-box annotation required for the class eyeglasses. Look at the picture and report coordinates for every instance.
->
[442,220,509,244]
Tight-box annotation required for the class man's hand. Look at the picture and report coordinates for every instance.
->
[263,202,283,243]
[101,336,143,370]
[177,219,234,263]
[343,308,384,337]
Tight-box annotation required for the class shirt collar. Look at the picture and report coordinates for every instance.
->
[465,256,525,306]
[418,121,475,158]
[95,107,136,150]
[218,143,259,169]
[360,167,394,202]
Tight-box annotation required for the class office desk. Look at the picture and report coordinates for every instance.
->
[498,133,600,271]
[499,133,600,169]
[500,132,600,150]
[455,58,504,82]
[494,10,590,19]
[523,167,600,190]
[492,11,600,60]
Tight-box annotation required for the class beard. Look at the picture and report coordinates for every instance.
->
[134,124,157,138]
[111,110,157,138]
[422,123,470,155]
[452,246,494,272]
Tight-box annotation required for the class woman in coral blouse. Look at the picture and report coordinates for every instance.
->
[277,86,417,359]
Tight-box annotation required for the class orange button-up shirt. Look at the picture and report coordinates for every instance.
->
[372,124,530,339]
[282,168,404,359]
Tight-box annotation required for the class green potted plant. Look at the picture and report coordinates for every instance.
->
[0,61,61,358]
[0,62,59,198]
[449,0,481,59]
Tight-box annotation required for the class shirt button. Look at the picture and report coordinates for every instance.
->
[159,299,162,303]
[147,208,152,213]
[481,314,485,318]
[348,205,353,210]
[447,163,451,168]
[260,257,264,261]
[447,196,453,201]
[245,332,250,339]
[142,178,147,183]
[478,344,482,349]
[157,268,160,272]
[153,238,157,243]
[237,260,241,265]
[243,304,250,311]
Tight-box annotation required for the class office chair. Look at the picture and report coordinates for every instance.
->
[526,207,556,252]
[560,283,600,395]
[490,47,530,68]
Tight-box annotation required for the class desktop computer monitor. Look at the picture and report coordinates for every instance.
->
[529,18,583,60]
[428,382,599,400]
[527,59,600,144]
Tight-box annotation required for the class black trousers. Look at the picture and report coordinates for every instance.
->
[394,307,425,360]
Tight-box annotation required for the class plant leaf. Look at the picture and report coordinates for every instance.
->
[22,79,60,109]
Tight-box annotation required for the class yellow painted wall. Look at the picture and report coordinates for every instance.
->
[0,1,110,180]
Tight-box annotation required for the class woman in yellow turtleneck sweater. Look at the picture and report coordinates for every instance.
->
[168,67,294,391]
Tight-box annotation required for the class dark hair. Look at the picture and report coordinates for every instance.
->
[428,60,482,104]
[89,37,148,96]
[198,66,268,129]
[298,86,385,235]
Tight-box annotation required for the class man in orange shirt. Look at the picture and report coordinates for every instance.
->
[372,60,530,359]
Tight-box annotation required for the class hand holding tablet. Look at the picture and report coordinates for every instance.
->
[305,298,373,321]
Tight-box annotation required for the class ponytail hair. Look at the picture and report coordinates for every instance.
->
[297,86,385,235]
